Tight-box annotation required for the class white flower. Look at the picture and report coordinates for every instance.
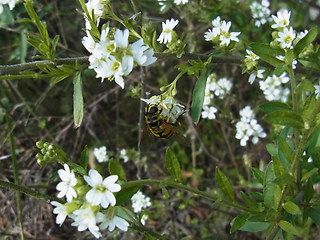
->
[212,77,232,98]
[277,27,296,49]
[204,28,220,41]
[141,214,148,225]
[315,85,320,99]
[82,31,97,53]
[240,106,255,122]
[56,164,77,202]
[130,39,157,66]
[86,0,104,19]
[276,55,297,69]
[219,21,240,46]
[271,9,291,29]
[93,146,109,163]
[161,97,186,122]
[114,28,129,48]
[174,0,189,5]
[157,18,179,44]
[201,105,217,120]
[212,16,222,28]
[120,149,129,162]
[250,0,271,27]
[71,207,102,239]
[84,170,121,208]
[248,69,265,84]
[246,49,260,61]
[297,30,308,40]
[131,191,152,213]
[98,213,129,232]
[51,201,68,226]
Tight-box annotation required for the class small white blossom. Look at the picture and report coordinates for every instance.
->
[276,55,297,69]
[297,30,308,40]
[157,18,179,44]
[219,21,240,46]
[56,164,77,202]
[98,212,129,232]
[315,84,320,99]
[141,214,148,225]
[120,149,129,162]
[248,69,265,84]
[250,0,271,27]
[84,170,121,208]
[211,77,233,98]
[204,28,220,41]
[71,207,102,239]
[51,201,68,226]
[271,9,291,29]
[131,191,152,213]
[174,0,189,5]
[201,105,217,120]
[259,73,290,102]
[0,0,19,14]
[93,146,109,163]
[277,27,296,49]
[246,49,260,61]
[235,106,266,146]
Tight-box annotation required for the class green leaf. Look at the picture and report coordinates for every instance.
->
[297,80,316,92]
[278,136,294,165]
[294,26,319,57]
[251,167,265,185]
[250,43,284,67]
[115,185,140,205]
[301,168,318,182]
[283,201,302,215]
[240,191,259,209]
[240,221,270,232]
[273,173,296,186]
[278,220,299,235]
[160,182,170,199]
[274,63,288,77]
[230,213,250,233]
[264,110,304,129]
[80,146,89,171]
[273,157,285,177]
[266,143,277,157]
[165,147,182,182]
[190,64,212,123]
[215,167,235,201]
[259,101,291,113]
[264,162,281,209]
[68,162,86,175]
[73,72,84,128]
[109,159,127,181]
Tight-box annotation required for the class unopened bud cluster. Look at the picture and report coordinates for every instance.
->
[35,141,60,165]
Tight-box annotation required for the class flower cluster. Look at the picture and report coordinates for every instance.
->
[131,191,151,225]
[82,1,157,89]
[204,16,240,47]
[51,165,129,238]
[158,0,189,12]
[271,10,298,50]
[201,74,233,120]
[235,106,266,146]
[0,0,19,14]
[93,146,109,163]
[259,73,290,102]
[250,0,272,27]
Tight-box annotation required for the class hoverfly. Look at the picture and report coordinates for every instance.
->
[144,99,189,146]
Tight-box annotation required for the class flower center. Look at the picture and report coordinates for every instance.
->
[96,184,107,192]
[112,61,120,71]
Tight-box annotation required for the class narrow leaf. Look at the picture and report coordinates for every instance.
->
[190,64,212,123]
[297,79,316,92]
[301,168,318,182]
[109,158,127,181]
[73,72,84,127]
[264,110,304,129]
[259,101,291,113]
[165,147,182,182]
[251,167,265,185]
[294,26,319,56]
[215,167,235,201]
[283,201,302,215]
[80,146,89,171]
[230,213,249,233]
[115,185,140,205]
[264,162,281,209]
[240,191,259,209]
[278,220,299,235]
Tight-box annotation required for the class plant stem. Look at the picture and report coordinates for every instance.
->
[6,116,24,240]
[0,179,64,203]
[122,179,259,213]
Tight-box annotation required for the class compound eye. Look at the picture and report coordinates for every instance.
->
[148,106,158,114]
